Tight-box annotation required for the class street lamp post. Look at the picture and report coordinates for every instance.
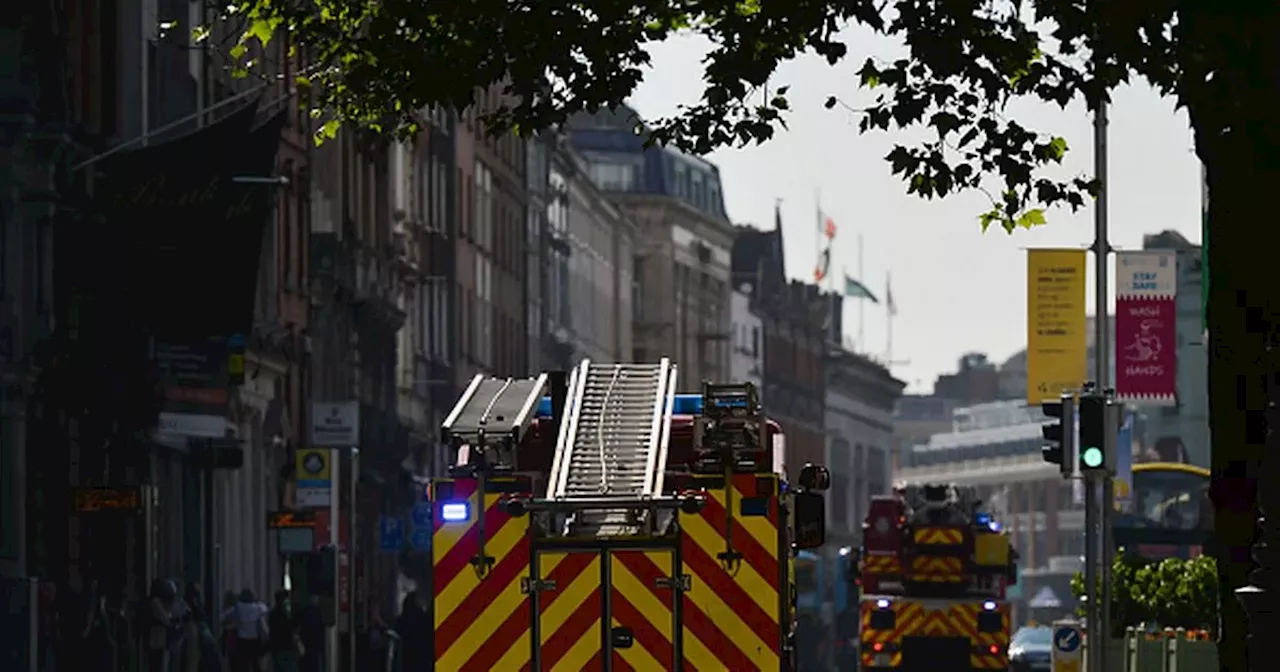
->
[1236,368,1280,670]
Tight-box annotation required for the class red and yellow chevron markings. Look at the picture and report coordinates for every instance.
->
[431,477,532,671]
[859,599,1010,669]
[863,553,901,575]
[524,551,603,672]
[610,551,677,671]
[860,600,923,668]
[953,602,1010,669]
[912,526,965,545]
[906,556,966,582]
[679,474,782,671]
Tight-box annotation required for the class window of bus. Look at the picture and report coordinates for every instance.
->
[1132,466,1211,531]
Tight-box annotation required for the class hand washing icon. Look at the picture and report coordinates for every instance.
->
[1124,321,1162,362]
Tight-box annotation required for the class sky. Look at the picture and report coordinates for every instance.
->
[625,25,1203,394]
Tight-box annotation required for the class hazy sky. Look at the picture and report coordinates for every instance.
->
[627,26,1202,394]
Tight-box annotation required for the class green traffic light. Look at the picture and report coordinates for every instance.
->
[1082,446,1104,468]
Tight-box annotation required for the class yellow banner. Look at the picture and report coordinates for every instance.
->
[1027,249,1087,404]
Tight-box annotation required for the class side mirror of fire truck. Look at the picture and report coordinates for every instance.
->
[793,492,826,549]
[798,463,830,492]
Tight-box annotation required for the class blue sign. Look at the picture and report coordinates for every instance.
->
[1054,625,1081,653]
[409,528,431,552]
[378,516,405,552]
[411,502,433,528]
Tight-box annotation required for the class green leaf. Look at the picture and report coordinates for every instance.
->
[314,119,342,146]
[978,209,1002,232]
[246,17,283,48]
[229,43,248,60]
[1048,136,1068,161]
[1015,208,1048,229]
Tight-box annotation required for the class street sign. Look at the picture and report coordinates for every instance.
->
[379,516,406,552]
[411,502,432,528]
[267,510,316,528]
[73,486,142,513]
[1051,619,1083,672]
[311,401,360,446]
[1026,249,1087,404]
[409,528,431,552]
[296,448,333,507]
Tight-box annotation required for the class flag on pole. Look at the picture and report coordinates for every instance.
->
[844,274,879,303]
[886,272,898,316]
[815,248,831,282]
[821,212,837,240]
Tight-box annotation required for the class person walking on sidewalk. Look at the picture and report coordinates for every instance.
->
[221,589,268,672]
[297,596,325,672]
[267,589,301,672]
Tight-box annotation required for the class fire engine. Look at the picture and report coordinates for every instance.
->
[424,359,829,671]
[858,483,1018,671]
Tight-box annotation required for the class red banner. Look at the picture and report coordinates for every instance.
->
[1116,251,1178,404]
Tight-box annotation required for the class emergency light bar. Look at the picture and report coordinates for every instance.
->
[440,502,470,523]
[534,393,745,418]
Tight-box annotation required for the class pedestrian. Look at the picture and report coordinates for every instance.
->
[267,589,301,672]
[80,579,115,672]
[297,596,325,672]
[395,591,429,672]
[144,579,176,672]
[221,588,268,672]
[220,591,238,663]
[36,580,59,672]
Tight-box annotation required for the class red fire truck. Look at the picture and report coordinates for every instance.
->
[858,483,1019,671]
[427,359,829,670]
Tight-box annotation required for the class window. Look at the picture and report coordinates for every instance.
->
[589,162,635,191]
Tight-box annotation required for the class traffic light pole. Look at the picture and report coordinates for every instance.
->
[1091,81,1112,670]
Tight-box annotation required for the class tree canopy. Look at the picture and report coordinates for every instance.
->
[199,2,1277,670]
[199,1,1247,233]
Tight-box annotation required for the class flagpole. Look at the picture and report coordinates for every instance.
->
[815,189,822,266]
[886,270,894,365]
[858,234,865,352]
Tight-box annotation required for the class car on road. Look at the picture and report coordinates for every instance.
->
[1008,625,1053,671]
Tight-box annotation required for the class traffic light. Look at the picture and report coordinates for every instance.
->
[1041,393,1075,477]
[1078,394,1107,472]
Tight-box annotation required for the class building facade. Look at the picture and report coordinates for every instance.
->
[731,223,829,481]
[824,350,905,542]
[543,140,637,368]
[455,90,528,384]
[567,108,734,387]
[1,0,305,622]
[730,287,764,393]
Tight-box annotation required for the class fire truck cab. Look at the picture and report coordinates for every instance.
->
[424,359,830,671]
[858,483,1018,671]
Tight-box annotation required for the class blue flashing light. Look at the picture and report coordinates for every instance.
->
[536,394,723,418]
[876,599,891,609]
[440,502,470,523]
[988,520,1002,532]
[983,601,997,611]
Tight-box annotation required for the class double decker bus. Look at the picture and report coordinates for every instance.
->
[1117,462,1212,560]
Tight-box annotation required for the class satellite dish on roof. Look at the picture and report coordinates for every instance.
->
[1029,586,1063,609]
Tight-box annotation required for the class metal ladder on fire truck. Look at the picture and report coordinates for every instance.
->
[441,372,550,472]
[545,358,680,535]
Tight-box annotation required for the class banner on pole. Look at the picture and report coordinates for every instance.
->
[1027,249,1088,404]
[1116,251,1177,404]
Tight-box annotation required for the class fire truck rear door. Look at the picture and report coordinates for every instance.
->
[531,550,604,671]
[606,549,679,671]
